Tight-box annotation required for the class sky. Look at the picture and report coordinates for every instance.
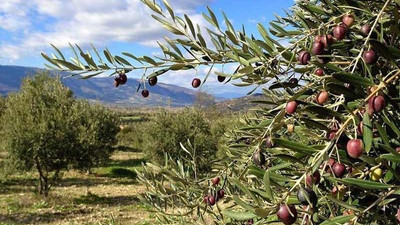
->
[0,0,294,97]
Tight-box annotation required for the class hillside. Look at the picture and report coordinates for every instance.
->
[0,65,197,107]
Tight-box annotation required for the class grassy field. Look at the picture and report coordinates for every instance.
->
[0,150,156,225]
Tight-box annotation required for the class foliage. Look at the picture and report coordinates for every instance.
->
[142,109,218,173]
[69,100,120,173]
[1,73,119,196]
[44,0,400,224]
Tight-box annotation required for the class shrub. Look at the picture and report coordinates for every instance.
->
[69,100,120,173]
[142,109,218,172]
[1,73,119,195]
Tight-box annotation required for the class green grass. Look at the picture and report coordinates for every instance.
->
[0,151,155,225]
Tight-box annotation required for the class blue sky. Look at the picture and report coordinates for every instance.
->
[0,0,294,97]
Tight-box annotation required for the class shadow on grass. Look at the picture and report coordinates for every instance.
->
[0,208,92,224]
[115,145,142,152]
[74,192,139,206]
[107,158,146,168]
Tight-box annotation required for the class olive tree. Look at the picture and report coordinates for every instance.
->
[2,73,76,196]
[43,0,400,223]
[69,100,120,173]
[2,74,120,196]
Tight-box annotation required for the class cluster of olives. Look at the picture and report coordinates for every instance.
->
[203,176,225,206]
[269,14,387,225]
[114,72,127,87]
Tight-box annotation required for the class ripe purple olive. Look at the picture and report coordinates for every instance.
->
[312,41,324,55]
[315,35,334,48]
[192,78,201,88]
[316,91,329,105]
[114,78,120,88]
[306,171,321,186]
[252,151,266,166]
[333,25,347,40]
[217,189,225,200]
[347,139,364,158]
[148,77,158,86]
[141,89,149,98]
[368,95,386,113]
[342,15,355,27]
[289,78,298,84]
[118,73,128,85]
[357,121,364,135]
[265,137,274,148]
[332,163,346,178]
[297,188,318,206]
[208,195,216,206]
[363,50,378,64]
[360,25,371,37]
[315,68,324,76]
[217,75,226,83]
[286,101,298,114]
[298,51,311,65]
[277,204,297,225]
[211,177,220,186]
[203,196,208,204]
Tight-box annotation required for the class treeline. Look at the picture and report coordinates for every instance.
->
[0,73,120,196]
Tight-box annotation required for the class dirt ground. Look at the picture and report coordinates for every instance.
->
[0,151,156,225]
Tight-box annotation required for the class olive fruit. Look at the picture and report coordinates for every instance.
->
[298,51,311,65]
[252,151,265,166]
[141,89,150,98]
[342,15,355,27]
[118,73,128,85]
[306,171,321,186]
[297,188,318,206]
[148,77,158,86]
[289,78,298,84]
[357,121,364,135]
[347,139,364,158]
[265,137,274,148]
[363,50,378,64]
[316,91,329,105]
[217,189,225,199]
[192,78,201,88]
[315,35,334,48]
[333,25,347,40]
[370,168,383,181]
[114,78,120,88]
[368,95,386,113]
[332,163,346,178]
[277,204,297,225]
[312,41,324,55]
[360,25,371,37]
[315,68,324,76]
[217,75,226,83]
[211,177,220,186]
[208,195,216,206]
[286,101,298,114]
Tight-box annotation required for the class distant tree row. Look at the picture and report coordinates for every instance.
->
[0,73,120,196]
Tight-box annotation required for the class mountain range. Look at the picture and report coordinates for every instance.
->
[0,65,199,107]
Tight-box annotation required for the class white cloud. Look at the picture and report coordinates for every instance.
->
[0,0,214,62]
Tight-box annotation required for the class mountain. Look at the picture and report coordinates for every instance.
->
[215,93,268,112]
[0,65,197,107]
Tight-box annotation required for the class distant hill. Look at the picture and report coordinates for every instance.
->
[0,65,197,107]
[215,93,268,112]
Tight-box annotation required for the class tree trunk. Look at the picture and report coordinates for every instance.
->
[35,156,48,197]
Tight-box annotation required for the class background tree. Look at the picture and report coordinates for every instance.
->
[69,100,120,173]
[2,73,76,196]
[43,0,400,224]
[1,74,120,196]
